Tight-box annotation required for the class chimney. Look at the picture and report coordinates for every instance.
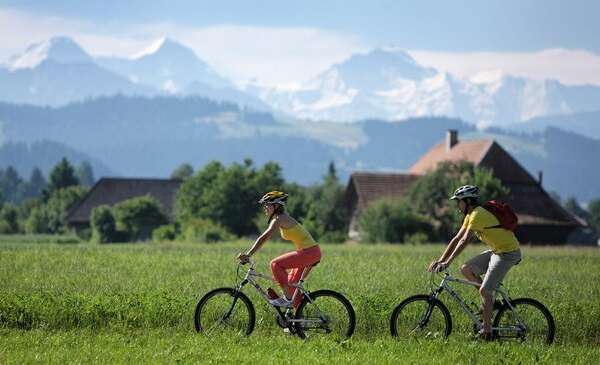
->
[538,171,543,186]
[446,130,458,152]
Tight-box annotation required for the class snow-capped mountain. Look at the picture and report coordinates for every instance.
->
[97,37,232,93]
[0,36,155,106]
[6,36,92,70]
[253,48,600,126]
[0,36,268,109]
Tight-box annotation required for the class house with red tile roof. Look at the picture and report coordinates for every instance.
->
[346,130,583,243]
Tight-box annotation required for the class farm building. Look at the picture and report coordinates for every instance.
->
[346,130,583,244]
[66,177,182,230]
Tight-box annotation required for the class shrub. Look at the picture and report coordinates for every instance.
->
[0,204,20,234]
[152,224,177,242]
[25,207,50,234]
[113,195,168,242]
[44,186,88,234]
[179,219,235,243]
[318,230,347,244]
[91,205,117,243]
[358,199,433,243]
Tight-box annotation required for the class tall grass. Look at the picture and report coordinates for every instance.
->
[0,241,599,364]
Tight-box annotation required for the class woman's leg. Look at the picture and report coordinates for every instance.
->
[271,246,321,300]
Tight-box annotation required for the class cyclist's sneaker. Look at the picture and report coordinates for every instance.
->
[474,329,494,342]
[269,297,293,308]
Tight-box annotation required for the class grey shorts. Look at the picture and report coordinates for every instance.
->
[465,249,522,291]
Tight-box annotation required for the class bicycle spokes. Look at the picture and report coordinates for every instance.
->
[195,288,255,336]
[493,298,555,344]
[295,290,356,339]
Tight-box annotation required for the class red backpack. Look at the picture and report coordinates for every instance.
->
[482,200,518,231]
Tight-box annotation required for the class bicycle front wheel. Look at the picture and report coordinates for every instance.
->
[295,289,356,340]
[390,294,452,339]
[194,287,255,336]
[493,297,555,344]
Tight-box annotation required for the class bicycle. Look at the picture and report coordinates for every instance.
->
[194,259,356,339]
[390,268,555,344]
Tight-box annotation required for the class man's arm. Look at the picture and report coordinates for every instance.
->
[428,225,466,271]
[443,227,473,266]
[439,225,467,262]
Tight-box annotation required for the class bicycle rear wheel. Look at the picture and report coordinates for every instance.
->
[493,297,555,344]
[390,294,452,339]
[194,287,255,336]
[294,289,356,340]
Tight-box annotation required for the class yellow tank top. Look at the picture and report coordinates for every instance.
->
[280,223,317,250]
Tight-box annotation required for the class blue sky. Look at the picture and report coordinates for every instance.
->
[1,1,599,86]
[4,0,599,51]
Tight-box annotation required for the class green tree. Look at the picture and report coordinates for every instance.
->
[358,199,432,243]
[23,167,47,199]
[113,195,169,241]
[47,158,80,195]
[25,207,49,234]
[406,161,509,240]
[302,162,348,243]
[587,198,600,233]
[76,161,95,187]
[43,186,88,233]
[171,163,194,180]
[0,204,20,234]
[91,205,117,243]
[0,166,24,203]
[175,160,285,236]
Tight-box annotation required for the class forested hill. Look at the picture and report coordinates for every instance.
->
[0,94,598,201]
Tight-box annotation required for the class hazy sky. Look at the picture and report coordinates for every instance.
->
[1,0,599,86]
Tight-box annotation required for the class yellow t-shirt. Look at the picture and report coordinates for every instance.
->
[280,224,317,250]
[461,206,520,253]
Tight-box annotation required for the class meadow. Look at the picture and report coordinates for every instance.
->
[0,238,599,364]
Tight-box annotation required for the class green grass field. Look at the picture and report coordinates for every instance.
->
[1,240,599,364]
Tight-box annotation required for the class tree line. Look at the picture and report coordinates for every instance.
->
[92,159,349,244]
[0,158,94,234]
[3,157,599,244]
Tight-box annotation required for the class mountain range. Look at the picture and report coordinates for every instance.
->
[256,47,600,127]
[0,94,599,201]
[2,37,600,128]
[0,36,267,110]
[1,37,599,202]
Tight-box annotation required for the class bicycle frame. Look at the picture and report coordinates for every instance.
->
[431,270,526,334]
[232,260,325,327]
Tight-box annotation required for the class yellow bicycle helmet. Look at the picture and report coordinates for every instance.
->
[258,191,288,206]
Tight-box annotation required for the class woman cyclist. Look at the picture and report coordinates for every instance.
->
[428,185,522,340]
[238,191,321,308]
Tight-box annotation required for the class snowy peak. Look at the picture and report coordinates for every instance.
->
[131,37,197,60]
[8,36,92,70]
[256,46,600,126]
[331,47,437,82]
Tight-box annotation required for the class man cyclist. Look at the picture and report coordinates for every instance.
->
[428,185,522,340]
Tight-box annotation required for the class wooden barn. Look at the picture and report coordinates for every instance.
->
[346,130,583,244]
[66,177,182,230]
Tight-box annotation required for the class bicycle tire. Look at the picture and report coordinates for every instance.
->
[390,294,452,339]
[294,289,356,339]
[194,287,256,336]
[493,297,555,344]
